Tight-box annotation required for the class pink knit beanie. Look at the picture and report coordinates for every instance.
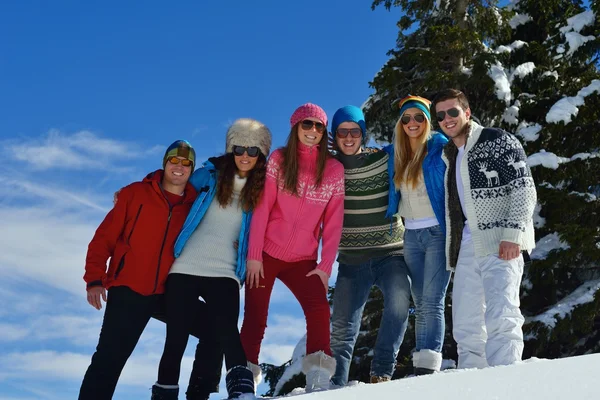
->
[290,103,328,129]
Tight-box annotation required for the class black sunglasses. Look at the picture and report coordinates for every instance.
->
[232,145,260,157]
[436,107,461,122]
[400,114,426,125]
[300,119,326,133]
[336,128,362,138]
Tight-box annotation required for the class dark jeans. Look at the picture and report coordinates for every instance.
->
[157,274,246,385]
[78,285,222,400]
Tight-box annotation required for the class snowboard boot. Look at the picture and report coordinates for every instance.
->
[225,365,255,399]
[302,351,336,393]
[151,384,179,400]
[370,375,391,383]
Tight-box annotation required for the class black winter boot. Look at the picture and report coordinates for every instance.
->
[151,384,179,400]
[225,366,255,399]
[414,367,436,376]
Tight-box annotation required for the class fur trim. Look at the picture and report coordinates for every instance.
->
[412,351,421,366]
[301,351,336,376]
[247,361,263,387]
[226,118,272,157]
[415,349,443,371]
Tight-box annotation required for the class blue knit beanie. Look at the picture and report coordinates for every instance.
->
[398,95,432,122]
[331,105,367,142]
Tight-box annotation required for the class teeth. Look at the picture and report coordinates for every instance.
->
[409,127,419,131]
[306,135,316,140]
[173,172,183,176]
[344,143,354,146]
[446,123,456,128]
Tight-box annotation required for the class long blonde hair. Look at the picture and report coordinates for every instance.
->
[393,115,432,190]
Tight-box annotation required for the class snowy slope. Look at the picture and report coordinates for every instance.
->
[259,354,599,400]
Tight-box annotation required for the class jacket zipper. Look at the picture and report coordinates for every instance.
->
[154,205,173,293]
[283,146,314,254]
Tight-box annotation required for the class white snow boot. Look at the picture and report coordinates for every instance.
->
[414,349,442,375]
[247,361,263,389]
[302,351,336,392]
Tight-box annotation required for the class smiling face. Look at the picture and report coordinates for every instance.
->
[297,117,324,147]
[435,98,471,147]
[234,152,258,178]
[401,107,427,141]
[335,121,363,155]
[163,156,192,189]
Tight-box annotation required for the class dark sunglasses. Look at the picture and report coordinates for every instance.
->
[300,119,326,133]
[336,128,362,138]
[400,114,426,125]
[232,145,260,157]
[436,107,461,122]
[167,156,193,167]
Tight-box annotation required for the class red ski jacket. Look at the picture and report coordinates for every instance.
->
[84,170,197,295]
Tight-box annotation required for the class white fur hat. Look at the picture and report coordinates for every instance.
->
[225,118,272,157]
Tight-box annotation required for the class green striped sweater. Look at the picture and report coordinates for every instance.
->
[337,150,404,265]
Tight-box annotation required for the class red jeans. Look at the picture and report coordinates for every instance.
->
[240,252,332,364]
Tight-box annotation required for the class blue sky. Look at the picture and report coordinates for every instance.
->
[0,1,399,399]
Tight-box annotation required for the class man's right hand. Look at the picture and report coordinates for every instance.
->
[113,189,122,206]
[246,260,264,289]
[87,286,107,310]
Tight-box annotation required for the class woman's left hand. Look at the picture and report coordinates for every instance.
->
[306,268,329,292]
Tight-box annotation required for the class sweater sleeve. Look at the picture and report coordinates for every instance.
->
[247,152,281,262]
[83,186,131,289]
[501,135,537,245]
[316,164,346,276]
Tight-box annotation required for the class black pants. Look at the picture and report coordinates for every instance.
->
[157,274,246,385]
[78,285,222,400]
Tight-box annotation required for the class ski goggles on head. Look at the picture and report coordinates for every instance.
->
[232,145,260,157]
[400,114,426,125]
[166,156,193,167]
[336,128,362,138]
[436,107,461,122]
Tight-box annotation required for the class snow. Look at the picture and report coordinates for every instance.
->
[530,232,570,260]
[542,71,559,80]
[461,66,472,76]
[527,150,570,169]
[510,62,535,80]
[509,13,531,29]
[569,191,597,202]
[546,79,600,124]
[488,63,511,103]
[496,40,526,53]
[564,32,595,56]
[271,354,600,400]
[559,10,595,34]
[533,203,545,228]
[502,103,519,125]
[527,280,600,328]
[515,122,542,142]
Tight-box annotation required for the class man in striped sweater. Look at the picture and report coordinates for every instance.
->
[329,106,411,386]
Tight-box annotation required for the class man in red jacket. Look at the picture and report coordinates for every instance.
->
[79,140,198,400]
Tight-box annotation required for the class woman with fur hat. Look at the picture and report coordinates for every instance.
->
[386,95,451,375]
[240,103,345,392]
[152,118,272,400]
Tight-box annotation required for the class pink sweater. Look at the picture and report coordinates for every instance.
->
[247,144,345,276]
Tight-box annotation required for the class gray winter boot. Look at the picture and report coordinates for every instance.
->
[302,351,336,392]
[151,384,179,400]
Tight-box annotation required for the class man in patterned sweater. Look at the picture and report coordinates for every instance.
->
[329,106,411,386]
[432,89,537,368]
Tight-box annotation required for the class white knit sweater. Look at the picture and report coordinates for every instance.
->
[169,175,246,285]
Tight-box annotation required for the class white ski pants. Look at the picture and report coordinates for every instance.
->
[452,235,525,369]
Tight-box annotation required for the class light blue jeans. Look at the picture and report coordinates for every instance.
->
[330,255,411,386]
[403,225,451,354]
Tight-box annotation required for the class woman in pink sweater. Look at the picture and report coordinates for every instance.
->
[241,103,345,392]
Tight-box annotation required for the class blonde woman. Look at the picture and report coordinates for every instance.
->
[387,95,450,375]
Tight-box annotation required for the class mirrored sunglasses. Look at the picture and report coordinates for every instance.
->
[336,128,362,138]
[400,114,426,125]
[167,156,193,167]
[232,145,260,157]
[436,107,461,122]
[300,119,326,133]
